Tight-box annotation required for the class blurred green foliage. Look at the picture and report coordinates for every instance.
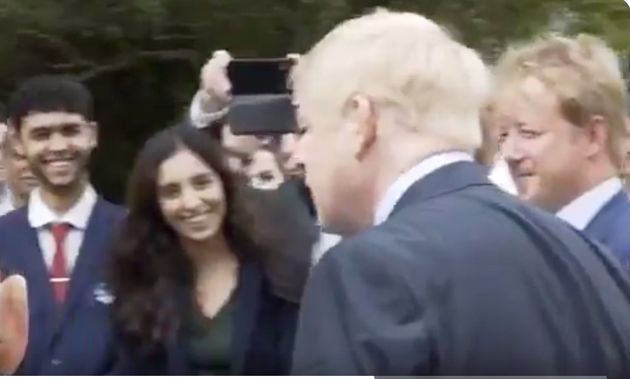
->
[0,0,626,202]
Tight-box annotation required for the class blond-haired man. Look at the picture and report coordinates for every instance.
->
[290,9,630,376]
[494,34,630,271]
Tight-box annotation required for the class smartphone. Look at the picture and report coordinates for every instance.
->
[227,58,292,96]
[228,94,296,135]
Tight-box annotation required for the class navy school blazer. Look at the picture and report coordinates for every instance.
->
[0,199,126,375]
[112,259,299,375]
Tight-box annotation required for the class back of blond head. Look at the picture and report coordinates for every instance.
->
[292,9,490,150]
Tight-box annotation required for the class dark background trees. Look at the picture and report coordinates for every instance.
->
[0,0,627,202]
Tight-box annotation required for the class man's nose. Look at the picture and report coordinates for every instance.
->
[49,133,70,152]
[180,187,203,210]
[501,132,524,163]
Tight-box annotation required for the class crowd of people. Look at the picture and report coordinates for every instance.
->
[0,7,630,377]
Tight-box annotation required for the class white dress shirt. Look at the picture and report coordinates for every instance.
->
[488,157,517,195]
[189,90,229,129]
[28,186,97,272]
[556,177,623,230]
[374,151,473,225]
[311,232,342,266]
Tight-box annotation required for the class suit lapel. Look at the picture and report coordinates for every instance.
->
[585,190,629,243]
[230,260,262,374]
[391,161,493,217]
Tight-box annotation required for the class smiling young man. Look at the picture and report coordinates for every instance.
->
[0,75,126,374]
[494,34,630,272]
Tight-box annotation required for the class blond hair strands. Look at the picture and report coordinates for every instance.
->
[292,8,491,151]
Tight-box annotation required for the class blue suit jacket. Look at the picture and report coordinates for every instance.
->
[585,190,630,273]
[0,199,126,375]
[114,259,298,375]
[293,162,630,376]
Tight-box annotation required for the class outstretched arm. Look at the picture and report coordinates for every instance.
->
[0,274,28,375]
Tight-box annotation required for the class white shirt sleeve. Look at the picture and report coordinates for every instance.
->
[311,232,342,266]
[488,158,517,195]
[189,90,229,129]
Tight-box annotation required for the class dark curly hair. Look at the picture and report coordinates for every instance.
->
[109,123,257,352]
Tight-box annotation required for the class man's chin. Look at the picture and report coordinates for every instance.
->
[515,178,536,198]
[517,186,537,201]
[40,177,83,194]
[522,190,561,213]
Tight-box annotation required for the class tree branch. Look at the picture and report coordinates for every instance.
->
[153,34,196,42]
[48,62,93,70]
[75,49,198,81]
[16,29,95,66]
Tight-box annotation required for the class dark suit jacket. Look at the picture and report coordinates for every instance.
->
[585,189,630,273]
[0,199,126,375]
[242,180,318,303]
[293,162,630,377]
[113,259,299,375]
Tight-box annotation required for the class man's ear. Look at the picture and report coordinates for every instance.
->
[7,122,26,152]
[582,115,608,159]
[7,121,19,141]
[88,121,99,149]
[346,94,377,161]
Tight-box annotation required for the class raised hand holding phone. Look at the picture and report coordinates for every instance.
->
[200,50,233,105]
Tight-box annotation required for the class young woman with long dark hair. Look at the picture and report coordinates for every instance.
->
[109,124,297,374]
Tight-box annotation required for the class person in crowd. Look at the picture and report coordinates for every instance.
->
[495,34,630,272]
[109,124,298,375]
[0,75,126,375]
[0,132,38,215]
[0,274,28,375]
[188,52,318,298]
[289,9,630,376]
[244,147,287,190]
[189,50,299,180]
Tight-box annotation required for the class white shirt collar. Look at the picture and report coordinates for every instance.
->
[0,188,15,216]
[556,177,623,230]
[488,157,517,195]
[28,185,98,229]
[374,151,473,225]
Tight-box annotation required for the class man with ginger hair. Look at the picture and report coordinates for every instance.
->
[289,9,630,376]
[495,34,630,272]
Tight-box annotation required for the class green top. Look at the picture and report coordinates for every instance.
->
[181,297,234,375]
